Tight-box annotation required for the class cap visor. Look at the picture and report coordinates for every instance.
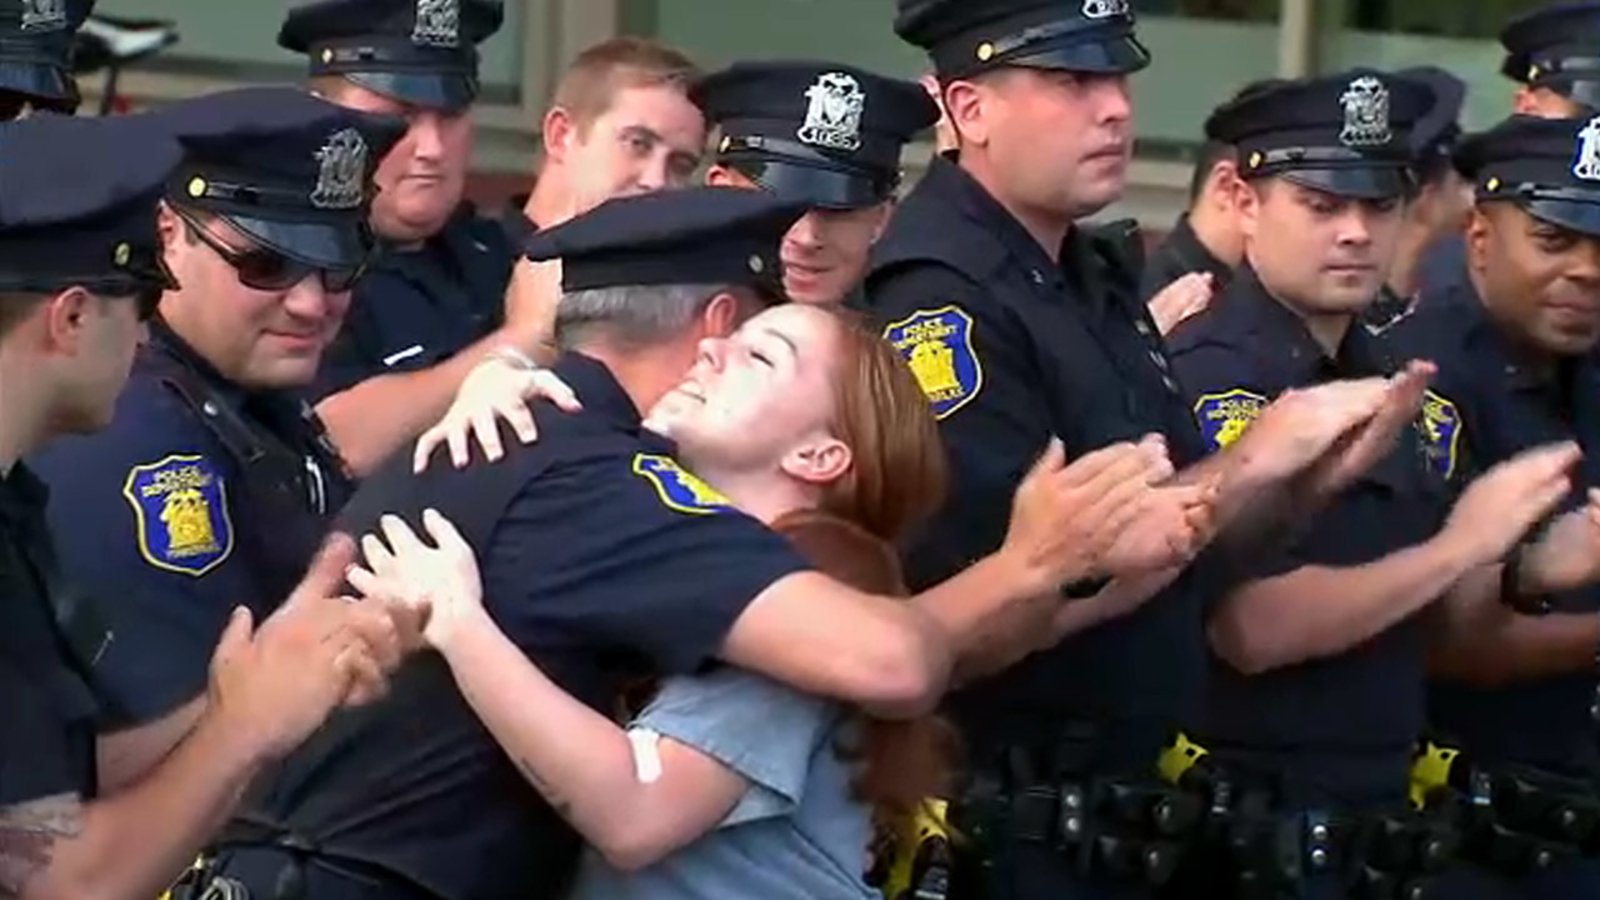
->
[1556,78,1600,114]
[1523,197,1600,239]
[739,160,884,210]
[0,61,76,107]
[220,214,368,270]
[1283,167,1407,201]
[1007,34,1151,75]
[347,70,474,112]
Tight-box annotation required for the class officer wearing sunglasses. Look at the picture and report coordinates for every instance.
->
[28,87,405,734]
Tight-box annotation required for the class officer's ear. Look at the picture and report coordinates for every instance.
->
[941,77,991,148]
[780,435,853,487]
[542,104,580,165]
[40,285,96,357]
[1206,159,1242,214]
[701,289,745,338]
[1235,176,1265,241]
[704,164,756,191]
[1465,204,1493,277]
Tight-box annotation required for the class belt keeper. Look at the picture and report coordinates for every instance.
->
[1011,785,1059,844]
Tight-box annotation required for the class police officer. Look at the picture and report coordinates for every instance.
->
[1414,3,1600,299]
[0,105,398,900]
[0,0,93,119]
[1364,66,1468,330]
[1385,114,1600,899]
[1141,78,1288,302]
[1165,71,1598,900]
[199,184,1196,900]
[691,60,939,306]
[27,87,406,733]
[870,2,1432,897]
[279,0,527,477]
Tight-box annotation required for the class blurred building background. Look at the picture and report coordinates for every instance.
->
[82,0,1550,225]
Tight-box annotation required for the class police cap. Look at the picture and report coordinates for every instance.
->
[1500,2,1600,111]
[1456,114,1600,238]
[0,112,177,299]
[693,61,938,210]
[0,0,94,113]
[894,0,1148,81]
[154,87,406,270]
[523,187,809,297]
[1208,69,1430,200]
[280,0,504,112]
[1398,66,1466,177]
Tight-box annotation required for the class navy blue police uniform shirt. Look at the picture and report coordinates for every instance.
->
[312,206,515,399]
[27,321,351,726]
[236,352,811,900]
[1389,280,1600,773]
[865,154,1213,766]
[0,463,101,807]
[1140,213,1235,302]
[1167,267,1449,807]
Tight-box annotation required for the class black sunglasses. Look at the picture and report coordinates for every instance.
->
[175,208,369,293]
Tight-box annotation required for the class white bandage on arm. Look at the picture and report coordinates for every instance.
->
[627,727,664,784]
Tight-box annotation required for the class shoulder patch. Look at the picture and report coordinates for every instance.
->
[1193,389,1268,452]
[881,305,984,420]
[1417,389,1462,480]
[632,454,732,516]
[121,454,234,577]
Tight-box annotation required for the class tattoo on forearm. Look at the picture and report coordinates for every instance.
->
[0,793,82,895]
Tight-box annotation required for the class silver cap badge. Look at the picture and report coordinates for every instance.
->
[798,72,866,153]
[1339,76,1392,147]
[19,0,67,33]
[1082,0,1131,19]
[1574,117,1600,181]
[310,128,369,211]
[412,0,460,48]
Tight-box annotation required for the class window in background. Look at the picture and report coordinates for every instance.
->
[91,0,524,104]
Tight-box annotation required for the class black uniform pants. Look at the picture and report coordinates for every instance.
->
[203,846,439,900]
[1433,857,1600,900]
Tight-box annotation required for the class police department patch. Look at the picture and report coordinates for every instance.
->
[122,454,233,577]
[1193,389,1267,453]
[1417,389,1462,480]
[632,454,732,515]
[882,305,983,420]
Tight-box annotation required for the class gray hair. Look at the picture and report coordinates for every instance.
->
[554,282,735,351]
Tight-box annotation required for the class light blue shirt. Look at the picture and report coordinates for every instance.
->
[569,668,878,900]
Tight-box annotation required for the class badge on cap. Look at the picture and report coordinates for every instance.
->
[412,0,461,48]
[1193,389,1267,453]
[883,306,983,421]
[1082,0,1131,19]
[20,0,67,32]
[632,454,732,515]
[123,454,235,577]
[1339,76,1392,147]
[798,72,866,153]
[310,128,369,211]
[1417,390,1461,481]
[1574,116,1600,181]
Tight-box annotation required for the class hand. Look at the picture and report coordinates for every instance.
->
[1231,377,1390,485]
[207,536,399,761]
[412,356,582,473]
[1001,435,1172,593]
[1518,488,1600,595]
[1147,272,1214,336]
[1438,443,1581,569]
[1302,361,1436,498]
[1100,477,1222,575]
[347,509,487,654]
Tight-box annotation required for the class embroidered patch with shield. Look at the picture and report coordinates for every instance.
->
[883,305,983,420]
[1193,388,1267,452]
[1417,389,1462,480]
[632,454,732,516]
[122,454,234,576]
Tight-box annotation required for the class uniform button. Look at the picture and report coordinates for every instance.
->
[1310,824,1329,841]
[1029,269,1045,285]
[202,401,219,417]
[1149,351,1170,372]
[1135,320,1151,336]
[1309,848,1329,868]
[1163,377,1180,393]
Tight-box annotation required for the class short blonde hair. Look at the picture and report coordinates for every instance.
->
[551,37,700,133]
